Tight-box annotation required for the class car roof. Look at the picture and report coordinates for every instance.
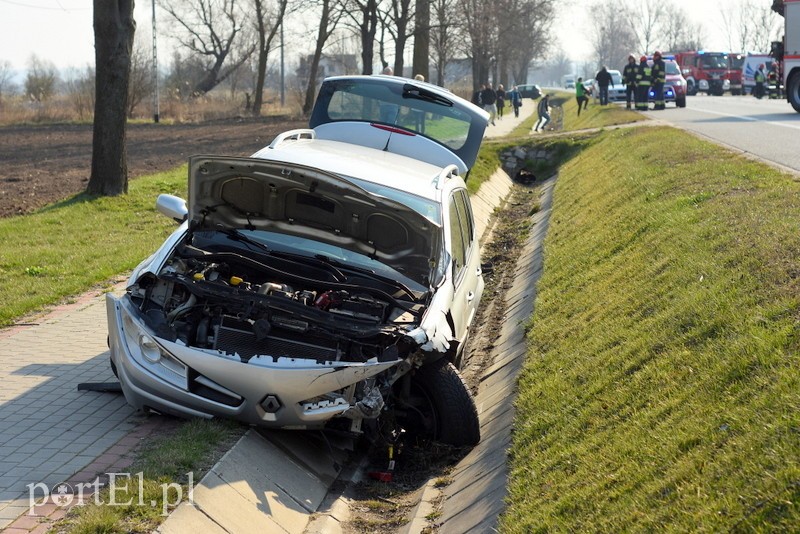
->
[251,137,451,202]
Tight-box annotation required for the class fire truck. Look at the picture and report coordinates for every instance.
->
[772,0,800,112]
[671,51,731,96]
[728,53,745,95]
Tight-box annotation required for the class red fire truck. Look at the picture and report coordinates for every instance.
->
[773,0,800,111]
[728,53,745,95]
[671,51,732,96]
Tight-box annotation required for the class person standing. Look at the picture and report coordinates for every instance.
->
[754,65,766,99]
[651,51,666,110]
[635,55,652,111]
[767,64,779,99]
[480,83,498,125]
[595,66,613,105]
[622,54,638,109]
[508,85,522,117]
[575,77,589,116]
[535,94,551,132]
[496,84,506,119]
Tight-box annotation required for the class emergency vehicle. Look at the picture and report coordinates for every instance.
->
[773,0,800,112]
[671,51,732,96]
[728,53,745,95]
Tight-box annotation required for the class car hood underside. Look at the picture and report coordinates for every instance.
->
[188,156,441,287]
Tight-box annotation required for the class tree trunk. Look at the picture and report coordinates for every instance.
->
[303,0,332,116]
[412,0,430,80]
[360,0,378,75]
[88,0,136,196]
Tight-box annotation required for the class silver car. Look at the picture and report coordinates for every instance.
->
[106,75,489,446]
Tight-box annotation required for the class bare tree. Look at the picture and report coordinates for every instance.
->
[128,34,154,117]
[384,0,414,76]
[750,1,783,51]
[0,60,15,107]
[64,66,95,120]
[88,0,136,197]
[412,0,430,80]
[252,0,289,115]
[505,0,555,85]
[430,0,461,84]
[159,0,256,95]
[590,2,638,71]
[461,0,496,88]
[342,0,380,74]
[25,55,58,102]
[662,3,705,52]
[302,0,343,115]
[625,0,666,53]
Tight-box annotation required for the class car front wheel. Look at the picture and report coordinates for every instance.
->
[788,72,800,113]
[394,357,480,446]
[676,96,686,108]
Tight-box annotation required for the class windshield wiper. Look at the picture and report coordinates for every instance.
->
[402,84,453,107]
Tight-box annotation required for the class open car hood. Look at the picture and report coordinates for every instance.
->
[188,156,442,287]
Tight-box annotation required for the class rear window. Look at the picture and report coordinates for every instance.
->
[318,80,473,152]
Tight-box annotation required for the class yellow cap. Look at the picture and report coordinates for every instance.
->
[193,273,205,281]
[230,276,243,286]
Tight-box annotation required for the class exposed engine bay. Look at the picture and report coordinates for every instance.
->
[128,231,432,368]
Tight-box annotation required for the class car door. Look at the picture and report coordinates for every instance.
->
[446,187,484,352]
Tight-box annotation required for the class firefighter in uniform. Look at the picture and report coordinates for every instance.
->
[754,64,766,99]
[623,54,638,109]
[651,51,667,110]
[635,55,652,111]
[767,63,780,99]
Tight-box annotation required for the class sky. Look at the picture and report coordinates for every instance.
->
[0,0,772,76]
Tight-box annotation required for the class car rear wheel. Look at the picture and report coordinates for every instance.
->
[394,357,480,446]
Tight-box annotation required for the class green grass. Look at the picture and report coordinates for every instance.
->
[0,168,187,326]
[501,125,800,532]
[549,90,645,132]
[61,419,243,533]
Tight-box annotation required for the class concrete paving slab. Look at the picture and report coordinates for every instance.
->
[158,502,229,534]
[214,431,328,514]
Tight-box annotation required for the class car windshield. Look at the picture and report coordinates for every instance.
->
[666,61,680,75]
[700,54,728,69]
[730,55,745,68]
[611,73,622,85]
[315,79,473,152]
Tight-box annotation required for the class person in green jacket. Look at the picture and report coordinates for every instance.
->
[576,77,589,116]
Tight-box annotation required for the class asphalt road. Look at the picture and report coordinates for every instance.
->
[654,94,800,172]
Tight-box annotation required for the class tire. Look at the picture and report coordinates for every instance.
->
[676,96,686,108]
[789,72,800,113]
[399,357,480,446]
[686,79,697,96]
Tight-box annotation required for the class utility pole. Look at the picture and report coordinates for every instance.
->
[280,21,285,107]
[151,0,160,123]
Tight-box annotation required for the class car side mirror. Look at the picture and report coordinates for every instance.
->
[156,194,188,223]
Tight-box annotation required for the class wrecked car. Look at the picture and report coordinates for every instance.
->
[105,75,489,446]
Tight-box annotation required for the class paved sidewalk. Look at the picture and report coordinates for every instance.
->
[484,100,535,138]
[0,288,148,530]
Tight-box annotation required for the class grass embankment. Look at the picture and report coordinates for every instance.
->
[0,169,187,326]
[502,126,800,531]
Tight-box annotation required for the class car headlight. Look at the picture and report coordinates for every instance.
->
[699,80,709,89]
[674,79,685,87]
[120,310,188,389]
[723,79,730,89]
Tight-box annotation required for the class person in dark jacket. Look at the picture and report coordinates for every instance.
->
[635,55,652,111]
[595,66,614,105]
[651,51,666,110]
[534,94,551,132]
[480,83,497,125]
[622,54,638,109]
[754,65,766,99]
[496,84,506,119]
